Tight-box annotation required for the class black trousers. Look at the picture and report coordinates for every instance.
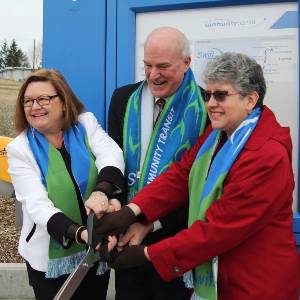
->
[115,263,190,300]
[26,261,110,300]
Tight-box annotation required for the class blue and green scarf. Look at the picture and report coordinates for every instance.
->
[124,68,207,201]
[27,122,107,278]
[184,108,261,300]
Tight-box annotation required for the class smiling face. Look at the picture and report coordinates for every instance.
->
[23,81,65,136]
[205,81,258,137]
[143,29,191,98]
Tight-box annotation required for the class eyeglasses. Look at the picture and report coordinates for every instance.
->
[22,94,59,107]
[203,90,240,103]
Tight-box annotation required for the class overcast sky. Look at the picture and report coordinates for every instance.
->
[0,0,43,54]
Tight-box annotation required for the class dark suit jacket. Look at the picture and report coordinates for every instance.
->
[108,82,206,244]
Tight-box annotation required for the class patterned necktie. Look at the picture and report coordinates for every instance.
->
[154,98,166,126]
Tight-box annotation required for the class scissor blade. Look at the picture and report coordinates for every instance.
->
[53,213,102,300]
[54,255,90,300]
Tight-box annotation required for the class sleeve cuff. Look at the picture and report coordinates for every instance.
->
[96,166,124,196]
[148,241,185,282]
[47,212,75,246]
[93,181,116,198]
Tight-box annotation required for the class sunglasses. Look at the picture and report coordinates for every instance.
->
[203,90,240,102]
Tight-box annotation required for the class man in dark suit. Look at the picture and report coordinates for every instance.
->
[108,26,207,300]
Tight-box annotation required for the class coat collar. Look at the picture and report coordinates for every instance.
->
[244,106,291,153]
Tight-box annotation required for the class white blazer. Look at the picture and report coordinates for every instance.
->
[7,112,124,272]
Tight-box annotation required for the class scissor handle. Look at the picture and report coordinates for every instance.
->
[87,212,95,245]
[87,212,110,262]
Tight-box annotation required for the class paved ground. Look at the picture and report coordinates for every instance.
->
[0,264,115,299]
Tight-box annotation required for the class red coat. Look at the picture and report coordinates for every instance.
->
[132,106,300,299]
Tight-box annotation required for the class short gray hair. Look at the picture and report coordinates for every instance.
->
[203,52,266,107]
[181,34,191,58]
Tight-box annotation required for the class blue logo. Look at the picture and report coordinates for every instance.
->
[196,48,223,60]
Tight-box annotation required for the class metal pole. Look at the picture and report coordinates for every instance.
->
[32,39,36,70]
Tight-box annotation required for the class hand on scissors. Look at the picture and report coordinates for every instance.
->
[117,222,154,250]
[109,245,151,270]
[94,235,118,262]
[95,235,118,252]
[85,191,109,218]
[80,229,88,244]
[92,203,142,237]
[107,198,121,212]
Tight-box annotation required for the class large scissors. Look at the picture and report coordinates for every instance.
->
[54,213,107,300]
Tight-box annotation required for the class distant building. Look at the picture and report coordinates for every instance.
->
[0,67,33,81]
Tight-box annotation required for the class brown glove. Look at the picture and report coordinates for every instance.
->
[92,205,136,241]
[109,245,148,270]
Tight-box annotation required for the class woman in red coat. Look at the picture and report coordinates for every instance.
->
[94,52,300,299]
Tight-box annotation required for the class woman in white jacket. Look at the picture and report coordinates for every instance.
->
[7,69,124,300]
